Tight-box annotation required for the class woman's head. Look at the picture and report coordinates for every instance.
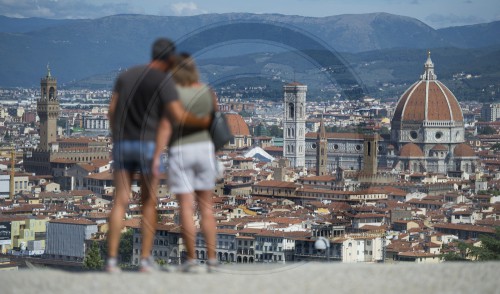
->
[172,53,199,86]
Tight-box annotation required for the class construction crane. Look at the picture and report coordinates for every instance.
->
[0,146,16,200]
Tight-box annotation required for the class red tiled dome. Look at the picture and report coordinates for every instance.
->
[392,53,463,124]
[225,113,250,136]
[399,143,424,157]
[454,143,475,157]
[393,81,463,123]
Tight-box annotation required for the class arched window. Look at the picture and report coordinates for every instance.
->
[288,103,294,119]
[49,87,55,100]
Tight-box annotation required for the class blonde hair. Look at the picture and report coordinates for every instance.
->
[172,53,199,86]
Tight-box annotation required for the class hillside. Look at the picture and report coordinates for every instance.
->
[0,12,499,98]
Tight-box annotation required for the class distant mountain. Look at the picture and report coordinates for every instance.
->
[0,13,499,87]
[0,15,75,33]
[437,21,500,48]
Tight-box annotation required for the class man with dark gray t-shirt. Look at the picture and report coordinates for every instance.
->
[106,38,210,273]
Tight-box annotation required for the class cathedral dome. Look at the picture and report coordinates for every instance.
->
[399,143,424,157]
[453,143,475,157]
[225,113,250,136]
[392,52,463,123]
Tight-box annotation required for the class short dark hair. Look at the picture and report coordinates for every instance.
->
[152,38,175,61]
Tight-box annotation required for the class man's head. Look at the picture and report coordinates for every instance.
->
[151,38,176,70]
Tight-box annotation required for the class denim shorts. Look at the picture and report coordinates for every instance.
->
[112,140,156,174]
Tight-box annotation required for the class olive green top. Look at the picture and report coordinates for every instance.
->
[169,84,214,147]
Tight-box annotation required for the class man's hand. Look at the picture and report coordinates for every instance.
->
[167,100,211,129]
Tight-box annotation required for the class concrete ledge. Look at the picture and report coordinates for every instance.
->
[2,262,500,294]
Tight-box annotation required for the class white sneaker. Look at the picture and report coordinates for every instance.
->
[139,256,160,273]
[105,258,122,274]
[179,259,203,273]
[206,259,219,273]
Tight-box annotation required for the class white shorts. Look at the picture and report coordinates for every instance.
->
[167,141,217,194]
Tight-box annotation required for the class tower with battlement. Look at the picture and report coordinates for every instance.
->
[24,68,109,188]
[38,65,60,151]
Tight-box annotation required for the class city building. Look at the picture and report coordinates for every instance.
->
[481,103,500,122]
[44,218,97,262]
[23,68,109,180]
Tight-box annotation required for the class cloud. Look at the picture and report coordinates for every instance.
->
[0,0,141,19]
[169,2,206,16]
[425,13,486,28]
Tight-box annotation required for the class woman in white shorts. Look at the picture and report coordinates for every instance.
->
[165,53,218,271]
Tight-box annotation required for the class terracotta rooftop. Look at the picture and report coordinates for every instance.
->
[253,180,298,189]
[431,144,448,152]
[454,143,475,157]
[392,80,463,123]
[433,223,495,234]
[399,143,424,157]
[225,113,250,136]
[49,218,96,225]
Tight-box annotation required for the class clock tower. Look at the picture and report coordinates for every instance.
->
[38,65,60,151]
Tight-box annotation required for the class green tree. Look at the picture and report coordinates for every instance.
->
[478,126,497,135]
[268,125,283,138]
[239,110,252,117]
[83,241,104,270]
[441,242,470,261]
[119,229,134,263]
[468,227,500,261]
[380,126,390,135]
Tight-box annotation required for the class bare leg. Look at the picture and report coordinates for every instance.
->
[140,173,158,259]
[108,170,132,258]
[196,190,216,261]
[178,193,196,260]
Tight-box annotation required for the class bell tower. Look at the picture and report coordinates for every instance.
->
[38,64,60,151]
[363,133,378,176]
[316,116,328,176]
[283,82,307,168]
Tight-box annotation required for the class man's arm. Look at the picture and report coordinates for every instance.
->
[152,116,172,178]
[166,100,211,129]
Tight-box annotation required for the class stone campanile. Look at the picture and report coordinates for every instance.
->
[316,116,328,176]
[37,65,60,151]
[283,82,307,168]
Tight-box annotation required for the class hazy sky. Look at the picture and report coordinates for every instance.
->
[1,0,499,28]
